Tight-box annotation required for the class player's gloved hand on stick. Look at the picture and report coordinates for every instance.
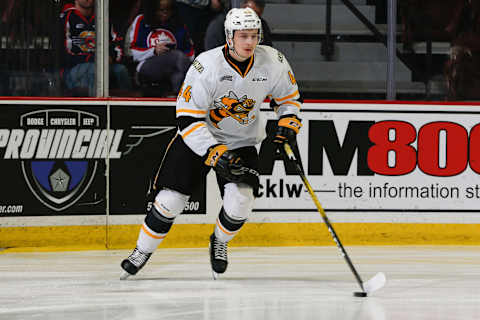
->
[272,114,302,149]
[204,144,244,182]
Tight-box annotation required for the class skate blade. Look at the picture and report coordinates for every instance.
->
[120,271,132,280]
[212,270,219,280]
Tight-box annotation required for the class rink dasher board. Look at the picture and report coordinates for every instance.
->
[1,99,480,248]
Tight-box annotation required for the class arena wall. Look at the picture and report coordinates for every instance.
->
[1,98,480,252]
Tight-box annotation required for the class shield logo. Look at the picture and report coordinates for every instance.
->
[20,109,99,211]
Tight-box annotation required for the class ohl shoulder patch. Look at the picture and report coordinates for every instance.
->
[192,59,204,73]
[277,51,284,63]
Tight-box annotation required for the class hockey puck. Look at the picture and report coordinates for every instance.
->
[353,291,368,297]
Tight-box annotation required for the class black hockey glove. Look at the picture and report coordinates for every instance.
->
[272,115,302,150]
[204,144,245,182]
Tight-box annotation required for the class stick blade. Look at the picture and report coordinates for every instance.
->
[363,272,386,294]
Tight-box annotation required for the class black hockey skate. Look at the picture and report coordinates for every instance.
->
[209,233,228,280]
[120,247,152,280]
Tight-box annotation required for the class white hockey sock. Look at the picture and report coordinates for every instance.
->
[136,223,167,253]
[214,218,240,243]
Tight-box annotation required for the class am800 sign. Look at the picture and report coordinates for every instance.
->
[259,105,480,212]
[368,121,480,176]
[305,106,480,179]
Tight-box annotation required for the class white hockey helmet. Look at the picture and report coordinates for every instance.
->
[224,7,263,49]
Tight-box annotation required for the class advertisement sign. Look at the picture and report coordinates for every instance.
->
[0,104,107,216]
[254,103,480,214]
[1,100,480,223]
[0,102,206,217]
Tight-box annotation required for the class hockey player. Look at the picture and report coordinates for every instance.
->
[120,7,302,279]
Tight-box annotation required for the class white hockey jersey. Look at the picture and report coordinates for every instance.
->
[176,45,302,156]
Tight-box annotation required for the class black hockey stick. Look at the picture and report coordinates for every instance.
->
[283,143,385,297]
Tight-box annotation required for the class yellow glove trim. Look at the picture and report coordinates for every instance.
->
[278,117,302,134]
[204,144,228,167]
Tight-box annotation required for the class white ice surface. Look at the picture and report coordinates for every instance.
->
[0,246,479,320]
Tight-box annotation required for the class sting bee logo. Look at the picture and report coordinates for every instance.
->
[209,91,256,128]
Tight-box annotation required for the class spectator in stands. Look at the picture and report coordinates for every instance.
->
[204,0,230,50]
[399,0,457,53]
[110,0,143,37]
[204,0,273,50]
[60,0,132,96]
[175,0,223,54]
[127,0,195,96]
[444,0,480,100]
